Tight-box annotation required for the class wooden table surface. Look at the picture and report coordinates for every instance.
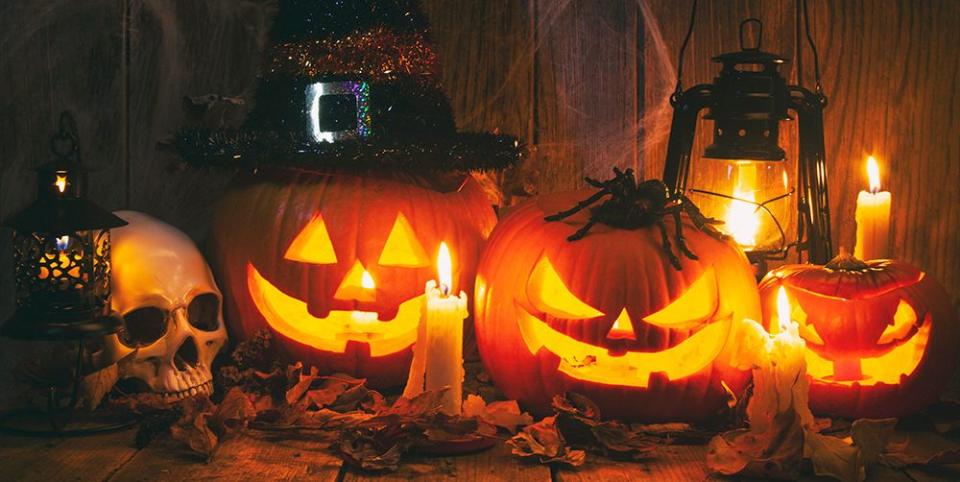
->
[2,428,958,482]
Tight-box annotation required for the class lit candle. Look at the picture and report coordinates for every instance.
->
[854,156,891,260]
[402,242,468,415]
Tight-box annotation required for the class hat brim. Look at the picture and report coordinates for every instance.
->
[175,128,523,173]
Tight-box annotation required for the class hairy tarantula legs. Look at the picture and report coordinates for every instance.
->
[679,195,728,241]
[667,206,698,261]
[567,219,597,241]
[544,189,609,222]
[656,217,683,270]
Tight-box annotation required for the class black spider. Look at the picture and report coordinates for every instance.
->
[544,167,726,270]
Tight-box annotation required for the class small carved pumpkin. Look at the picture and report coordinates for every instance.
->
[210,168,495,388]
[759,253,960,418]
[474,189,760,422]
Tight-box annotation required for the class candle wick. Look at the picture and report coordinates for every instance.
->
[440,283,450,296]
[870,187,879,195]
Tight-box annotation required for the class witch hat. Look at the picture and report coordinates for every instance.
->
[175,0,523,173]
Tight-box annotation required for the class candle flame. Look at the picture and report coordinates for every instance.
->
[56,235,69,252]
[437,242,452,293]
[867,156,881,193]
[54,175,67,193]
[725,163,759,248]
[361,269,375,290]
[776,286,792,332]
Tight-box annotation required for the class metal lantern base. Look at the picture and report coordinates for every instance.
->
[0,312,138,437]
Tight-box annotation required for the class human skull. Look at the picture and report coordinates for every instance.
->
[108,211,227,401]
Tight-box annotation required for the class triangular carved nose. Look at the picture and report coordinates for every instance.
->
[606,308,636,340]
[333,260,376,302]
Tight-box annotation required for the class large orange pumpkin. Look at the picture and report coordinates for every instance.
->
[759,253,960,418]
[474,189,761,422]
[210,168,495,388]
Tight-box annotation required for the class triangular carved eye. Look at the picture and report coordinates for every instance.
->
[284,213,338,264]
[379,213,430,267]
[526,256,604,319]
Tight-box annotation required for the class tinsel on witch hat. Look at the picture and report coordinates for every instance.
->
[175,0,523,173]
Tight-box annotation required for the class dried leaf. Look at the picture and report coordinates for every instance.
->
[387,388,448,417]
[590,422,658,460]
[805,432,864,482]
[552,392,601,421]
[169,396,219,459]
[462,395,532,433]
[285,364,320,405]
[212,387,257,437]
[880,431,960,468]
[707,410,804,479]
[337,431,403,472]
[305,375,357,409]
[78,364,118,410]
[508,416,585,467]
[850,418,896,465]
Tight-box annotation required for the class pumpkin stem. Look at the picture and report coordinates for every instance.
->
[824,248,870,272]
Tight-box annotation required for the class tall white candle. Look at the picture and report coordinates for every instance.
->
[402,242,468,415]
[854,156,891,260]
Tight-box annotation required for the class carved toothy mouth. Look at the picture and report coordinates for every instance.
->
[247,263,421,356]
[804,318,930,386]
[515,304,733,388]
[162,379,213,402]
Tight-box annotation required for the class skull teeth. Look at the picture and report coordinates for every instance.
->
[161,380,213,402]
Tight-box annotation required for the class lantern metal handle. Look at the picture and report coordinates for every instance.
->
[49,111,81,164]
[739,18,763,51]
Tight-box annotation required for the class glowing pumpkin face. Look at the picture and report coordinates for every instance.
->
[760,255,960,418]
[475,190,761,422]
[211,169,495,388]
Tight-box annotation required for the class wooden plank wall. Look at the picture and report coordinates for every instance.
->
[0,0,958,371]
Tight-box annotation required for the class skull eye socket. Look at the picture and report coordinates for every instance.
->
[119,307,168,347]
[188,293,221,332]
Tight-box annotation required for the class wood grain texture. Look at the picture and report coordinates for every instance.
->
[341,443,551,482]
[809,0,960,306]
[125,0,274,241]
[108,432,342,482]
[554,445,711,482]
[0,430,139,481]
[533,0,641,193]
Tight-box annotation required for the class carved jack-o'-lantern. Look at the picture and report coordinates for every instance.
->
[211,168,495,388]
[474,188,761,422]
[759,253,960,418]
